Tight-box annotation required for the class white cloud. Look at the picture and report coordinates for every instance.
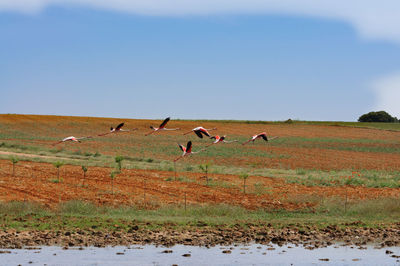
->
[2,1,400,44]
[372,72,400,117]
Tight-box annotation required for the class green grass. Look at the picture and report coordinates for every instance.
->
[0,198,399,231]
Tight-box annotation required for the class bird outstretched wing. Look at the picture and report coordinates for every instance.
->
[186,141,192,153]
[115,123,124,130]
[178,143,185,152]
[159,117,170,128]
[199,128,210,137]
[194,130,203,138]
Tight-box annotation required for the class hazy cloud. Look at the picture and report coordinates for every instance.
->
[372,72,400,117]
[1,0,400,44]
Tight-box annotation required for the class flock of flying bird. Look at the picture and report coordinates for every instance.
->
[53,117,276,162]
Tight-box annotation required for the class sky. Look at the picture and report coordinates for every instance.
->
[1,1,400,121]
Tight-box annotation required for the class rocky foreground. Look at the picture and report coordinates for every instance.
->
[1,223,400,249]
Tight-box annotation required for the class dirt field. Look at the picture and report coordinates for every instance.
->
[1,114,399,171]
[0,159,399,210]
[0,114,399,209]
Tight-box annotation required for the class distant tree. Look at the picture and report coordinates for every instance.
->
[358,111,398,123]
[81,165,88,187]
[10,157,19,176]
[53,161,64,182]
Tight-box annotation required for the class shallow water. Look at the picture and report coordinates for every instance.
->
[1,243,400,266]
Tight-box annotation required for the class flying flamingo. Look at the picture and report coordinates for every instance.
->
[207,135,238,147]
[52,136,92,146]
[242,132,279,145]
[174,141,205,162]
[145,117,180,136]
[98,122,137,136]
[183,127,217,138]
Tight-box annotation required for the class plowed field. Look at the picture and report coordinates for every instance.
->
[1,160,399,209]
[0,114,399,209]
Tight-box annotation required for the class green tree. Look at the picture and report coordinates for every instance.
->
[81,165,88,187]
[358,111,398,123]
[199,162,212,186]
[110,170,118,194]
[239,173,249,194]
[53,161,64,182]
[10,157,19,176]
[115,155,124,172]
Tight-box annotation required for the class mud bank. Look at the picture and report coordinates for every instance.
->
[1,224,399,249]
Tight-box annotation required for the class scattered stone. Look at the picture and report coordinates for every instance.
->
[222,250,231,254]
[319,258,329,261]
[391,255,400,258]
[162,250,173,253]
[116,252,124,255]
[386,250,393,254]
[182,254,191,257]
[0,250,11,254]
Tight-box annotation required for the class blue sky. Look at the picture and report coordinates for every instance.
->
[1,1,400,121]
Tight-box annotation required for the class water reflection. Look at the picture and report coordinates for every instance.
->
[1,243,400,265]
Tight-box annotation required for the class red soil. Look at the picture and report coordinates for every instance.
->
[0,160,399,210]
[1,114,399,171]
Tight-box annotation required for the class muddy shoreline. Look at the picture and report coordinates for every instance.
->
[1,224,399,249]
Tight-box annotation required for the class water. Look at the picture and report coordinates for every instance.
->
[1,244,399,266]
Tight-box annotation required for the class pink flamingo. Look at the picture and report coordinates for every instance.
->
[174,141,205,162]
[146,117,180,136]
[98,122,137,136]
[183,126,217,138]
[52,136,92,146]
[207,135,238,147]
[242,132,278,145]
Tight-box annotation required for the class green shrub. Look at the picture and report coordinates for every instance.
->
[358,111,398,123]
